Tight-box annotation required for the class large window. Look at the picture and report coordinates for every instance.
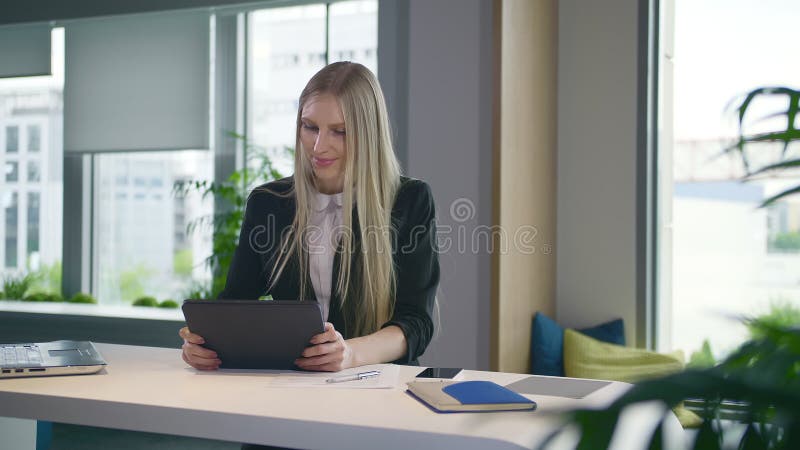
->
[0,28,63,289]
[659,0,800,364]
[94,151,213,305]
[0,1,378,310]
[249,0,377,174]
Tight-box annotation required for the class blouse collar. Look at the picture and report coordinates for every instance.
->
[312,189,343,212]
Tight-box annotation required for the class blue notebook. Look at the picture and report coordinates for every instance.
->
[406,380,537,413]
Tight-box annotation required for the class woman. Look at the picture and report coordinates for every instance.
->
[179,62,439,372]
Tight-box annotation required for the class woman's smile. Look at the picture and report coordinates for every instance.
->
[312,156,337,168]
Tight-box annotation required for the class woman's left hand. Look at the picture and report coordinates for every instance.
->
[295,322,355,372]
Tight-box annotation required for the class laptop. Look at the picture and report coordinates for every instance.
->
[0,340,107,379]
[182,300,325,370]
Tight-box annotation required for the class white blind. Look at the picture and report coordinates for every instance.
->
[0,24,51,78]
[64,12,210,153]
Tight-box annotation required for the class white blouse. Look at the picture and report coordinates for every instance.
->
[308,190,343,321]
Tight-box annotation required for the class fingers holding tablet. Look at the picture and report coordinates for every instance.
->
[179,326,221,370]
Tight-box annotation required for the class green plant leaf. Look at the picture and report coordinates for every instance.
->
[693,418,722,450]
[573,409,620,450]
[745,158,800,178]
[738,423,768,450]
[759,185,800,207]
[647,418,664,450]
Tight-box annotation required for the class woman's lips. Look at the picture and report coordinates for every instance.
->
[313,157,336,167]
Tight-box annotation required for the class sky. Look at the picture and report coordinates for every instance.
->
[673,0,800,140]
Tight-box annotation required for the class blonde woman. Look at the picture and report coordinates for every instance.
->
[179,62,439,372]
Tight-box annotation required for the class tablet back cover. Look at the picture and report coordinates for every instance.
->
[182,300,324,369]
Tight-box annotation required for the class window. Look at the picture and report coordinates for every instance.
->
[28,124,41,152]
[94,151,213,305]
[4,192,18,268]
[5,125,18,153]
[4,161,18,182]
[0,27,63,286]
[249,0,377,175]
[658,1,800,364]
[329,0,378,74]
[27,192,40,262]
[27,160,41,182]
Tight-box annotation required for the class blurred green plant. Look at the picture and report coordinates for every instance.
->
[22,292,62,302]
[769,231,800,252]
[22,292,49,302]
[174,132,292,299]
[159,299,180,308]
[748,301,800,340]
[724,86,800,206]
[28,261,62,295]
[119,264,154,303]
[547,321,800,449]
[132,296,159,307]
[181,281,213,301]
[68,292,97,304]
[44,293,63,302]
[687,339,716,369]
[173,248,194,278]
[1,273,37,299]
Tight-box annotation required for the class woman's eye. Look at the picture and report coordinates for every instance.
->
[333,129,346,136]
[302,123,318,132]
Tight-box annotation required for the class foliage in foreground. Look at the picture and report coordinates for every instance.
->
[548,321,800,449]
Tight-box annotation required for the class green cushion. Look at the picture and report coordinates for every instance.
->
[563,329,702,428]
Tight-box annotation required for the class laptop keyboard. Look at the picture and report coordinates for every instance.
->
[0,344,43,367]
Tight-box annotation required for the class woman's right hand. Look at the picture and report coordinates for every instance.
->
[179,326,221,370]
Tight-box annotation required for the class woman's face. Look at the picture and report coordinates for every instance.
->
[300,93,347,194]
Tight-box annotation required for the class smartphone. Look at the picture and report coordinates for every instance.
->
[415,367,463,379]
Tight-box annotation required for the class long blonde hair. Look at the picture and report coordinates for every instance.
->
[270,62,401,337]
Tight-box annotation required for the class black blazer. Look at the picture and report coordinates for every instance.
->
[218,176,440,364]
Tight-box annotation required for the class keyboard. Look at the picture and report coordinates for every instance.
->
[0,344,43,367]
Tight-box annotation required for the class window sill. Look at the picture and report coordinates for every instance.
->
[0,300,184,322]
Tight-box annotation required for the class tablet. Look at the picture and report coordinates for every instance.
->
[182,300,325,370]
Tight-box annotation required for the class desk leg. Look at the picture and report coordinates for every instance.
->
[0,417,37,450]
[37,421,52,450]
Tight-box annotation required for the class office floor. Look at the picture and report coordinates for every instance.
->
[51,423,239,450]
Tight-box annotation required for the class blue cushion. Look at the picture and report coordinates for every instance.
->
[530,313,565,376]
[530,312,625,376]
[580,317,625,346]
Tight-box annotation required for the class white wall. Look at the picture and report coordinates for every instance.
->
[404,0,494,370]
[556,0,642,342]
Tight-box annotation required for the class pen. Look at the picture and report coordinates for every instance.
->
[325,370,381,383]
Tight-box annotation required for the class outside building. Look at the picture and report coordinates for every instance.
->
[0,89,63,277]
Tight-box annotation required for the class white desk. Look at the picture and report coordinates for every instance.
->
[0,343,654,450]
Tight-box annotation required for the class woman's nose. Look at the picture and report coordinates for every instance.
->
[313,133,328,152]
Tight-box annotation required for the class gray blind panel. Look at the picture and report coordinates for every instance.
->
[0,24,51,78]
[64,12,210,153]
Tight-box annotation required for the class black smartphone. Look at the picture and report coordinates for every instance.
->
[415,367,463,379]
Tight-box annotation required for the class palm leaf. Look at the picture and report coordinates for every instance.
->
[719,87,800,202]
[759,185,800,207]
